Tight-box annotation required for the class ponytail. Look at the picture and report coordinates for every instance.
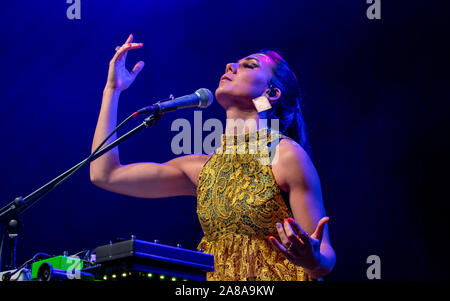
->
[284,103,311,155]
[259,50,311,155]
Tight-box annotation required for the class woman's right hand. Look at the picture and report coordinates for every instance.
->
[106,34,145,91]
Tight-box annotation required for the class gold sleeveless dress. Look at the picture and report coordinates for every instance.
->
[196,128,312,281]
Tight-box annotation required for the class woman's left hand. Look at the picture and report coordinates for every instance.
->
[269,217,329,270]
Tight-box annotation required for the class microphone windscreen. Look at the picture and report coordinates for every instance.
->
[196,88,214,108]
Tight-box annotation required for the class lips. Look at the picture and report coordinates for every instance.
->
[220,74,232,82]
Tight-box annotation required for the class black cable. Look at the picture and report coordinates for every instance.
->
[6,252,51,280]
[20,114,135,214]
[18,94,171,213]
[71,249,92,264]
[0,228,5,272]
[0,113,135,274]
[8,248,93,280]
[1,98,168,274]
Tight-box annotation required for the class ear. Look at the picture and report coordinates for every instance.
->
[264,87,282,104]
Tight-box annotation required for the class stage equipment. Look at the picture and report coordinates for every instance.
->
[93,235,214,281]
[0,88,213,272]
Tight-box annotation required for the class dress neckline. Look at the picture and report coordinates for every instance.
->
[221,127,271,145]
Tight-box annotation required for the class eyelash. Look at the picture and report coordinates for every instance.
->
[243,62,258,69]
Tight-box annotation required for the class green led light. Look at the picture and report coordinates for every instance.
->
[160,275,165,280]
[171,277,177,281]
[147,273,153,278]
[103,275,107,280]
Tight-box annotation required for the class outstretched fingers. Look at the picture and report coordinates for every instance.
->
[126,33,133,44]
[115,42,144,62]
[284,218,308,248]
[110,34,143,64]
[268,236,293,259]
[311,216,329,240]
[131,61,145,76]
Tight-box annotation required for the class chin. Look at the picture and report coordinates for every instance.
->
[215,87,230,109]
[217,92,254,113]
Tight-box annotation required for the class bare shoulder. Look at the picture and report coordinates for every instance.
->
[166,154,212,186]
[166,154,211,166]
[271,139,320,192]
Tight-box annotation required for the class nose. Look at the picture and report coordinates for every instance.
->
[225,62,238,74]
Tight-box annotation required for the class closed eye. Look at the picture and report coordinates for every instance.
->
[242,62,258,69]
[237,56,260,70]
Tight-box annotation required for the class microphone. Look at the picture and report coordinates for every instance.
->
[133,88,213,116]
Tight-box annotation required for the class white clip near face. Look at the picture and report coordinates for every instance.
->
[252,95,272,112]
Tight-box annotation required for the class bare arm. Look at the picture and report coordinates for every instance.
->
[270,139,336,278]
[90,86,122,177]
[90,34,203,198]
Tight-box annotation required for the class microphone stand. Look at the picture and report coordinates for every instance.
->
[0,112,163,272]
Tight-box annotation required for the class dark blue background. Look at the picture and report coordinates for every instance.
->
[0,0,448,280]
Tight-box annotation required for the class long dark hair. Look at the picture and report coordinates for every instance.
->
[258,50,311,155]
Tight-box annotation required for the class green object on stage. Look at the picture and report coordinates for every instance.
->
[31,256,84,279]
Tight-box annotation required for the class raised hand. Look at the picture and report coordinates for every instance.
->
[106,34,145,91]
[269,217,329,270]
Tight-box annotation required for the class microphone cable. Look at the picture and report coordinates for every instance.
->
[24,92,175,210]
[20,113,136,214]
[20,93,176,213]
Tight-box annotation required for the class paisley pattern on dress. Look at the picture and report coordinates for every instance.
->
[196,128,312,281]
